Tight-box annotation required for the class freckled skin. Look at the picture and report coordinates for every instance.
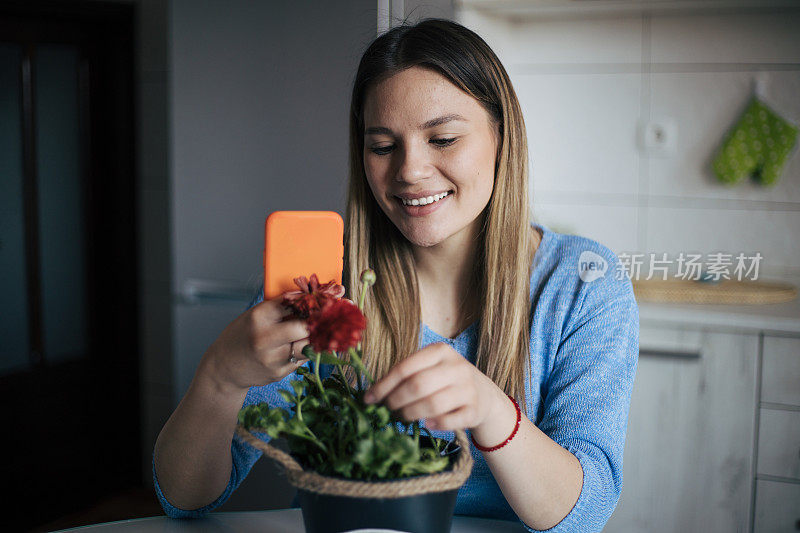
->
[362,66,499,249]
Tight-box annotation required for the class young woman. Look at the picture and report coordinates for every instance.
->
[153,18,639,532]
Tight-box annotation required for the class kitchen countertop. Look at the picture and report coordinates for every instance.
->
[637,296,800,335]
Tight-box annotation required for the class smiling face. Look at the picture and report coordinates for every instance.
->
[362,66,499,248]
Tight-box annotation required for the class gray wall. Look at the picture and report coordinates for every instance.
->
[171,0,377,290]
[167,0,377,511]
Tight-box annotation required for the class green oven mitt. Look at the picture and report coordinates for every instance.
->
[712,95,799,186]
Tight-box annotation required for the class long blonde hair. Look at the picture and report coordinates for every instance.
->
[343,19,537,415]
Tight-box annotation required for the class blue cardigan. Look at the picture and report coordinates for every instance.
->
[153,222,640,532]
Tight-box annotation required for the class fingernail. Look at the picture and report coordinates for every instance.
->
[364,392,375,404]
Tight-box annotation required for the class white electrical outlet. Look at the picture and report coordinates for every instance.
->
[638,117,677,157]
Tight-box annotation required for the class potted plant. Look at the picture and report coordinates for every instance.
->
[235,270,473,533]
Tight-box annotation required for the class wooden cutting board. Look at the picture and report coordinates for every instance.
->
[631,279,797,305]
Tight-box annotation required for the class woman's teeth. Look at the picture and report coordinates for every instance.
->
[401,191,450,206]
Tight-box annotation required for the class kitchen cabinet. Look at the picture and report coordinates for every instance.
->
[604,302,800,533]
[753,480,800,533]
[604,325,759,533]
[756,408,800,480]
[753,335,800,532]
[761,335,800,406]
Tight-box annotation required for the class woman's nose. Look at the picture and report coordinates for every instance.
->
[394,142,433,183]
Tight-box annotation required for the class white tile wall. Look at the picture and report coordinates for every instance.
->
[650,12,800,64]
[504,15,643,65]
[533,202,640,254]
[646,206,800,274]
[515,73,642,197]
[457,9,518,62]
[458,7,800,279]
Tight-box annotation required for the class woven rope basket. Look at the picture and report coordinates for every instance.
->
[631,279,797,305]
[235,425,474,498]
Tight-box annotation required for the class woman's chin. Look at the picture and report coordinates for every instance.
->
[399,226,450,248]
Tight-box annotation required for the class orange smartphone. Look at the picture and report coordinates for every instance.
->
[264,211,344,300]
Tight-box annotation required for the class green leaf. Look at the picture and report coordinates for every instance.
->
[400,459,447,476]
[301,344,317,359]
[240,407,287,439]
[305,396,321,409]
[373,457,392,478]
[278,389,295,405]
[284,417,310,438]
[373,427,395,445]
[332,458,354,478]
[373,405,391,426]
[388,434,417,464]
[353,437,374,468]
[322,389,343,407]
[324,376,349,397]
[317,351,347,366]
[330,371,351,388]
[237,405,256,426]
[354,408,371,435]
[290,380,307,397]
[347,348,367,378]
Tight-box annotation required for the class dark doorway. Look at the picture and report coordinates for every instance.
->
[0,2,139,530]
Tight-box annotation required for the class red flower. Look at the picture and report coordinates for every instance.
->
[307,298,366,353]
[281,273,346,320]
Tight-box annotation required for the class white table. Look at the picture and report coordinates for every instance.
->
[57,509,531,532]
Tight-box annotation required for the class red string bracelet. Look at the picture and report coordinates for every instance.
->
[470,394,521,452]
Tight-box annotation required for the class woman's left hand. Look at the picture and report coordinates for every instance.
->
[362,342,504,432]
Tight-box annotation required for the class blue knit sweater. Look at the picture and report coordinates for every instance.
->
[153,222,640,532]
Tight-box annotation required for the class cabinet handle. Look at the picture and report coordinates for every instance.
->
[181,278,254,305]
[638,348,701,360]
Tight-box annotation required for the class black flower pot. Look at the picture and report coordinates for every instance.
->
[297,436,463,533]
[297,486,459,533]
[235,426,473,533]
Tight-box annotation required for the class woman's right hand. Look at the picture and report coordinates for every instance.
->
[197,294,312,394]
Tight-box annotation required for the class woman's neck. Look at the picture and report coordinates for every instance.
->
[413,221,482,336]
[415,223,541,337]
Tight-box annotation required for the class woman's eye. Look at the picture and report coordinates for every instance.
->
[369,138,457,156]
[431,137,457,148]
[370,145,393,155]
